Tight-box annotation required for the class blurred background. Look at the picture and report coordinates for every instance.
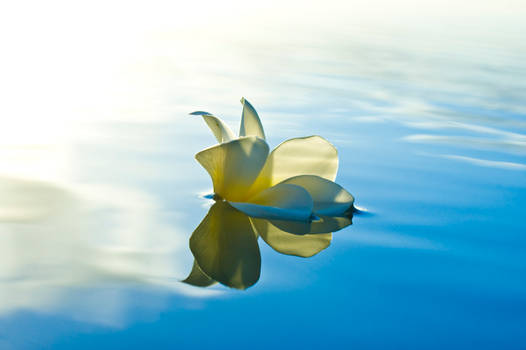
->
[0,1,525,349]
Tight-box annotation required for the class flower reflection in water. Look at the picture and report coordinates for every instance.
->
[184,200,352,290]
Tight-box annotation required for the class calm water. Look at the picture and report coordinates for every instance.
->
[1,2,526,349]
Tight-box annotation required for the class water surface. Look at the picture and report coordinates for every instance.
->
[1,1,525,349]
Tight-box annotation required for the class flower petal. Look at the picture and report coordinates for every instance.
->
[182,260,217,287]
[247,136,338,196]
[280,175,354,216]
[229,183,313,221]
[195,136,269,202]
[189,201,260,290]
[239,97,265,140]
[250,218,332,257]
[269,214,352,235]
[190,111,235,143]
[309,215,352,234]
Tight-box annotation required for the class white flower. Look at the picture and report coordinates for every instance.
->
[191,98,354,222]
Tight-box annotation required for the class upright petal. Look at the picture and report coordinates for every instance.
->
[189,201,260,290]
[229,183,313,221]
[250,218,332,258]
[190,111,235,143]
[247,136,338,196]
[195,137,269,202]
[239,97,265,140]
[280,175,354,216]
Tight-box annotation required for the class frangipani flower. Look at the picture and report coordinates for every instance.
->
[191,98,354,221]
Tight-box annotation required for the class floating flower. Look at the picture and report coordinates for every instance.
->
[190,98,355,221]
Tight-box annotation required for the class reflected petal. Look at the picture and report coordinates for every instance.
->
[182,260,217,287]
[248,136,338,196]
[269,214,352,235]
[266,219,312,235]
[190,111,235,143]
[251,218,332,258]
[280,175,354,216]
[239,97,265,140]
[230,183,313,221]
[189,201,260,289]
[309,215,352,234]
[195,137,269,202]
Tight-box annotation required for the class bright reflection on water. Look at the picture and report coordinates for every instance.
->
[1,1,526,349]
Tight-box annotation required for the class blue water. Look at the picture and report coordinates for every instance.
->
[1,3,526,349]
